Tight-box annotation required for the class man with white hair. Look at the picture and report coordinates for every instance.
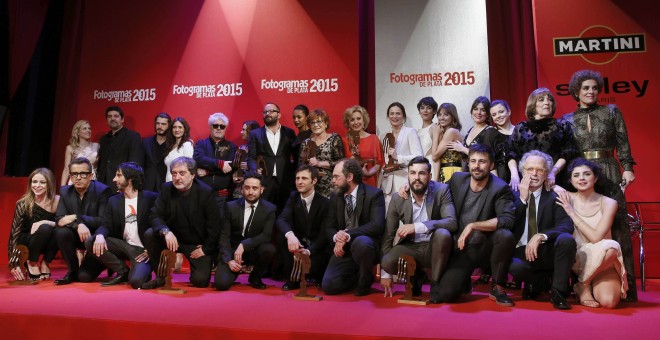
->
[193,112,238,219]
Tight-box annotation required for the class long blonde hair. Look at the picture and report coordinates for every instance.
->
[69,120,90,149]
[19,168,57,219]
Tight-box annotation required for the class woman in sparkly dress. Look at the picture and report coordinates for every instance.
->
[430,103,463,182]
[61,120,100,185]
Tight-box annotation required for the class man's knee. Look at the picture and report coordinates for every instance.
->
[554,233,576,250]
[432,229,453,249]
[350,236,375,255]
[492,229,515,247]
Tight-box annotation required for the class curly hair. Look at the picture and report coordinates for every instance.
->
[568,69,604,101]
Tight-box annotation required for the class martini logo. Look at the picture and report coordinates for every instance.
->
[553,25,645,65]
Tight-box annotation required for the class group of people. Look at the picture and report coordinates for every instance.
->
[8,69,636,309]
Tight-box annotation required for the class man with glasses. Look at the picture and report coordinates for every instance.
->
[98,106,143,192]
[53,157,112,285]
[509,150,576,309]
[193,112,237,219]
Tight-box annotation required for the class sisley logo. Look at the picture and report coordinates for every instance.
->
[553,25,646,65]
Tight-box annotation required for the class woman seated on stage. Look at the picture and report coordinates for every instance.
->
[61,120,100,185]
[430,102,463,183]
[164,117,194,182]
[8,168,60,281]
[556,158,627,308]
[341,105,384,188]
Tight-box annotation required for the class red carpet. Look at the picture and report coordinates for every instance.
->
[1,265,658,340]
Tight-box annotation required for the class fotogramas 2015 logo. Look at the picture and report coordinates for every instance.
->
[553,25,646,65]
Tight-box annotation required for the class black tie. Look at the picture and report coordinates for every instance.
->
[245,205,255,235]
[528,195,537,242]
[345,195,354,218]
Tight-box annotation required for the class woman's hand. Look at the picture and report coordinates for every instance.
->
[509,173,520,192]
[448,141,467,154]
[621,170,635,190]
[555,190,574,215]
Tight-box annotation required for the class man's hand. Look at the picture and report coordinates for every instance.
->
[135,250,149,263]
[457,224,473,250]
[335,230,350,243]
[381,277,394,297]
[519,174,531,203]
[222,161,233,173]
[58,214,76,227]
[397,224,415,238]
[77,223,91,242]
[333,241,345,257]
[190,245,205,259]
[286,233,302,253]
[234,243,245,264]
[165,232,179,252]
[227,260,242,272]
[525,234,543,262]
[197,168,209,177]
[93,235,107,256]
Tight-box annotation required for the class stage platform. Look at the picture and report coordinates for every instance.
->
[2,265,659,339]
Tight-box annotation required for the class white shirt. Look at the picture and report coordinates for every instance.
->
[165,141,194,181]
[516,189,541,248]
[265,125,282,177]
[123,197,143,247]
[243,200,260,236]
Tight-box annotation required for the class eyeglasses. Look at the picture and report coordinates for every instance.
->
[310,120,324,127]
[524,167,547,175]
[212,124,226,130]
[70,172,91,179]
[263,109,280,114]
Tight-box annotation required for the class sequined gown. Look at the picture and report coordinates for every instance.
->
[300,133,345,198]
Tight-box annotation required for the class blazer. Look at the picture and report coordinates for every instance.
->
[150,179,220,255]
[142,135,168,192]
[276,190,330,255]
[193,136,237,191]
[247,125,297,185]
[447,172,515,232]
[94,190,158,243]
[512,189,574,243]
[56,180,112,232]
[383,180,457,255]
[379,126,424,195]
[98,127,143,188]
[324,183,386,243]
[218,197,277,263]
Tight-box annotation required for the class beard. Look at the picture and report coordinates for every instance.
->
[470,168,489,181]
[410,179,428,195]
[264,115,278,127]
[333,181,350,195]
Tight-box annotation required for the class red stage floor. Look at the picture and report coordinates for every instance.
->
[1,266,659,340]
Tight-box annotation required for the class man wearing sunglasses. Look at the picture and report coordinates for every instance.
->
[193,112,237,219]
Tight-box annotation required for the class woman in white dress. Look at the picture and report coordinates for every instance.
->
[164,117,194,182]
[416,97,439,180]
[556,158,627,308]
[61,120,100,185]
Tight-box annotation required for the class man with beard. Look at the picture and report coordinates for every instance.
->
[380,156,456,297]
[98,106,143,192]
[54,157,111,285]
[193,112,237,219]
[247,102,296,212]
[80,162,158,289]
[141,157,220,289]
[433,144,516,305]
[142,113,171,192]
[322,158,385,296]
[215,172,277,290]
[509,150,575,309]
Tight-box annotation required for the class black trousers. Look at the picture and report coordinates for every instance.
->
[322,235,378,295]
[381,229,453,282]
[18,224,58,263]
[214,243,276,291]
[509,233,576,296]
[143,228,213,288]
[432,228,515,302]
[54,226,104,275]
[81,237,152,289]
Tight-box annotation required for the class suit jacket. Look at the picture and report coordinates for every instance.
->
[378,126,424,195]
[324,183,386,244]
[382,181,457,255]
[247,125,296,186]
[193,136,237,191]
[218,197,277,263]
[448,172,515,232]
[150,179,220,255]
[56,180,112,232]
[94,190,158,244]
[98,127,143,188]
[142,135,168,192]
[512,189,574,243]
[276,190,329,255]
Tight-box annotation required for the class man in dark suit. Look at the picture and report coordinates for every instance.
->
[434,144,516,305]
[193,112,237,219]
[98,105,143,192]
[80,162,157,289]
[141,157,220,289]
[142,113,171,192]
[509,150,576,309]
[322,158,386,296]
[215,172,277,291]
[380,157,457,297]
[54,157,111,285]
[276,164,330,290]
[247,102,297,212]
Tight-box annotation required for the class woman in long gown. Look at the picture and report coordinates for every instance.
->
[416,97,439,180]
[556,158,627,308]
[164,117,194,182]
[299,109,344,198]
[562,69,637,301]
[489,100,514,184]
[341,105,384,188]
[449,96,501,173]
[61,120,100,185]
[430,103,463,183]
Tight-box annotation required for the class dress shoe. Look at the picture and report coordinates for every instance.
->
[54,273,78,285]
[140,277,166,290]
[101,271,129,286]
[354,286,372,296]
[522,283,540,300]
[248,278,267,290]
[550,289,571,310]
[489,285,514,307]
[281,281,300,291]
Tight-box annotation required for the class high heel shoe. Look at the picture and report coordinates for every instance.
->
[573,282,600,308]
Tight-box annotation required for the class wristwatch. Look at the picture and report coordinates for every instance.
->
[160,228,170,236]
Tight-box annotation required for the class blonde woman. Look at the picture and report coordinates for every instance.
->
[61,120,100,185]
